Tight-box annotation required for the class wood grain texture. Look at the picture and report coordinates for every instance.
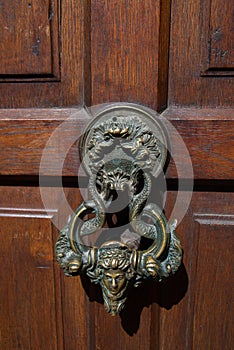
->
[164,107,234,180]
[0,108,233,180]
[0,1,233,349]
[0,186,88,350]
[0,0,87,107]
[0,209,61,350]
[159,192,234,350]
[0,189,233,350]
[87,281,158,350]
[61,276,89,350]
[0,0,59,79]
[201,0,234,75]
[169,0,234,106]
[191,215,234,350]
[91,0,171,112]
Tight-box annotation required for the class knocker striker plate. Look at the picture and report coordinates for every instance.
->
[55,103,182,316]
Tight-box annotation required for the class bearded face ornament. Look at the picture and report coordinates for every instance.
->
[55,104,182,316]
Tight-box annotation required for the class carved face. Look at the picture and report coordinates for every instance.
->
[103,269,127,296]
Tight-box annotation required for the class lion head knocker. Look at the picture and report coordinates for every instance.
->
[55,104,182,315]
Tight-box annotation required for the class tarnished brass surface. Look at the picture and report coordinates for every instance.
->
[55,104,182,316]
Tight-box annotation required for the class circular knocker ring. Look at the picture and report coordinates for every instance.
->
[55,103,182,315]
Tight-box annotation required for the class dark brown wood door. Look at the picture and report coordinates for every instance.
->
[0,1,233,349]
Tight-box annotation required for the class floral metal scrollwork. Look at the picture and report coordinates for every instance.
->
[55,104,182,316]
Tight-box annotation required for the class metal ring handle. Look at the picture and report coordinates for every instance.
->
[55,103,182,316]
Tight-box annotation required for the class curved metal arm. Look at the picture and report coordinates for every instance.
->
[55,104,182,316]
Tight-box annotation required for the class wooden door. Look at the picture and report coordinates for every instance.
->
[0,1,233,349]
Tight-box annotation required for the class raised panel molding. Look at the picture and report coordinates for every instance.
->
[170,0,234,106]
[0,0,60,81]
[0,207,63,350]
[0,1,87,108]
[189,214,234,350]
[90,0,171,112]
[201,0,234,76]
[0,108,234,180]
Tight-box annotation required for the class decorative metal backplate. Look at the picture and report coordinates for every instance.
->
[56,104,182,316]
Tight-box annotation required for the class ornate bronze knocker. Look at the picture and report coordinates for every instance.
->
[55,104,182,315]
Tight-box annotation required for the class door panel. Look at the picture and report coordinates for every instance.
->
[0,0,87,108]
[0,1,233,349]
[0,190,62,349]
[0,0,59,77]
[169,0,233,106]
[0,107,233,179]
[191,215,233,349]
[90,0,170,111]
[160,192,234,350]
[1,189,232,349]
[201,0,234,75]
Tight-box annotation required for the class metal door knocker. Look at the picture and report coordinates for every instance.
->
[55,103,182,315]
